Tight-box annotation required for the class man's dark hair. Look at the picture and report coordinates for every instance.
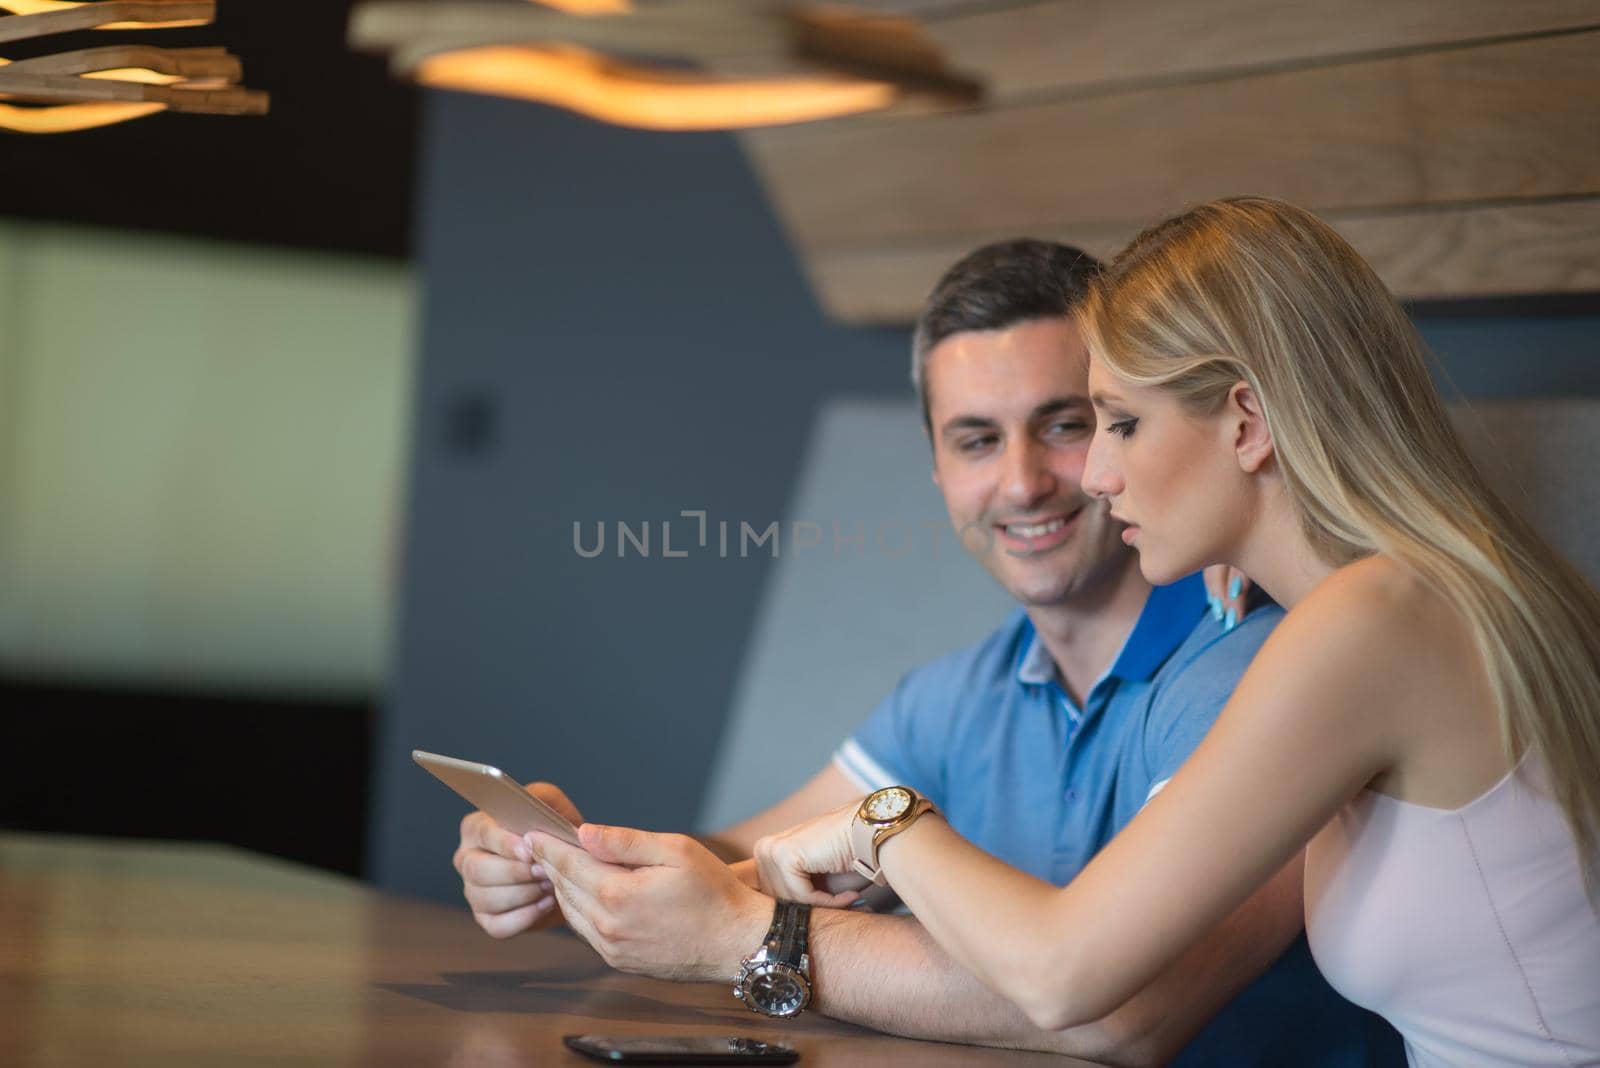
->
[912,239,1102,430]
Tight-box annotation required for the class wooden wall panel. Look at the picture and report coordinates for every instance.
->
[1337,200,1600,301]
[802,199,1600,323]
[802,224,1128,324]
[897,0,1600,102]
[745,31,1600,249]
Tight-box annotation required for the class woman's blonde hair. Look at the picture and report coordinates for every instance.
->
[1080,196,1600,890]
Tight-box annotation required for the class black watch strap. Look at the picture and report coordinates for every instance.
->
[766,899,811,969]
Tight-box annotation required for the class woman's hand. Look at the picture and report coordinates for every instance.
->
[753,800,866,908]
[1203,565,1251,631]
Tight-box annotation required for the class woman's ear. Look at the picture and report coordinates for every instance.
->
[1228,381,1274,473]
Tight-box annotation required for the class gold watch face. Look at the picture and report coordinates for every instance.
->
[862,786,914,824]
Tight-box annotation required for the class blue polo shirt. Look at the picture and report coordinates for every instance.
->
[834,574,1403,1067]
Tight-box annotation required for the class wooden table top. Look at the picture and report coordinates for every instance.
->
[0,834,1075,1067]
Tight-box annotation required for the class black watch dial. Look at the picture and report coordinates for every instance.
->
[743,962,811,1017]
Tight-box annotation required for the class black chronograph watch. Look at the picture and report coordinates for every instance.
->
[733,900,813,1018]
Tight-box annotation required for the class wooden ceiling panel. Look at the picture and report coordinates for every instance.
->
[902,0,1600,103]
[802,199,1600,323]
[745,31,1600,248]
[742,8,1600,322]
[1337,200,1600,300]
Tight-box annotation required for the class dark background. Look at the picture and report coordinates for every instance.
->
[1,0,416,258]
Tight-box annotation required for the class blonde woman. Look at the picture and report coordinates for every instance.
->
[756,197,1600,1067]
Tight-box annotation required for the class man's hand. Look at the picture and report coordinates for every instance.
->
[528,824,774,983]
[453,782,584,939]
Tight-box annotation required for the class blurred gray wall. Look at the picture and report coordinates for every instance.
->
[696,399,1014,830]
[368,94,908,901]
[372,86,1600,901]
[1448,399,1600,584]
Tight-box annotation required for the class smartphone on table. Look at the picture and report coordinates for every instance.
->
[563,1035,798,1064]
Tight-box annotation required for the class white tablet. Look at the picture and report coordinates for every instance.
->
[412,750,583,848]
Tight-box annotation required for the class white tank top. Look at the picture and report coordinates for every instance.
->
[1306,756,1600,1067]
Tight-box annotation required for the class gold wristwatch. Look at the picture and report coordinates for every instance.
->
[848,786,937,886]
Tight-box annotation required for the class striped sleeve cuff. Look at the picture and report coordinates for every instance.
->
[833,738,899,792]
[1143,777,1172,807]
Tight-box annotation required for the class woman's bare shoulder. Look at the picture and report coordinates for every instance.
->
[1302,555,1447,625]
[1290,561,1503,802]
[1285,555,1476,691]
[1213,558,1424,783]
[1203,556,1462,780]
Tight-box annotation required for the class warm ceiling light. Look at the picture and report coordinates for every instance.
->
[350,0,981,132]
[0,1,267,131]
[0,0,210,32]
[0,98,162,131]
[0,55,165,132]
[415,43,895,131]
[1,55,185,82]
[529,0,631,14]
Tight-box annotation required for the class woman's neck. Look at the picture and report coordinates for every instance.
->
[1234,486,1336,610]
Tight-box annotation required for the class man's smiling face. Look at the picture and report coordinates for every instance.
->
[926,317,1133,608]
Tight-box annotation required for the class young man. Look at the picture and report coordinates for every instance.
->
[456,242,1402,1066]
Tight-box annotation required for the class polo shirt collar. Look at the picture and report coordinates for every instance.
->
[1016,623,1058,685]
[1015,571,1208,687]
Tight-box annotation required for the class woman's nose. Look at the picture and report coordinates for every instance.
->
[1082,436,1122,500]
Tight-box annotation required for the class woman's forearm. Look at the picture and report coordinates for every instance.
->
[878,814,1089,1029]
